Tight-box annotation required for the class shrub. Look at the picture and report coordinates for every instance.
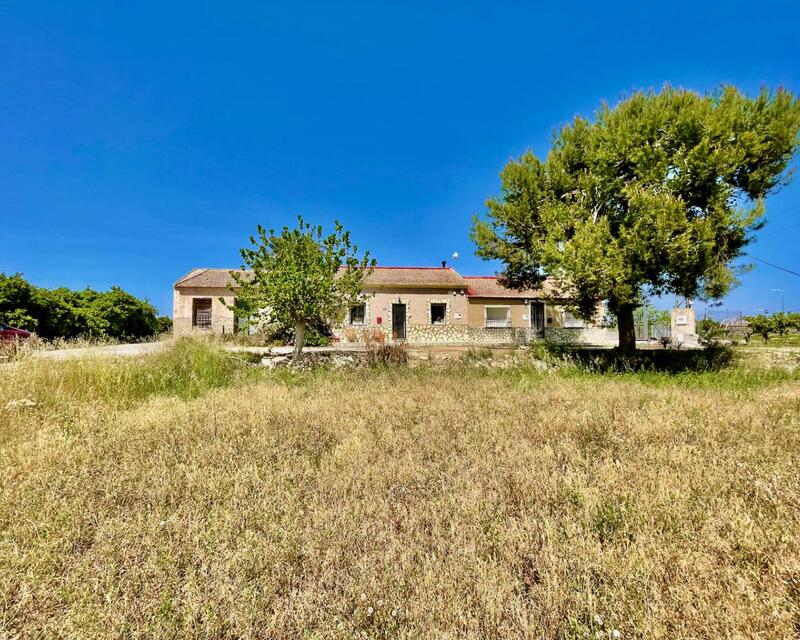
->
[365,342,408,366]
[592,497,634,545]
[546,344,736,374]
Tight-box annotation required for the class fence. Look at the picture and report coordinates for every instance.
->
[634,322,670,341]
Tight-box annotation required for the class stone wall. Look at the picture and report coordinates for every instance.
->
[335,323,535,345]
[173,287,236,337]
[334,323,618,346]
[336,324,390,344]
[544,326,618,345]
[406,324,470,344]
[407,325,540,345]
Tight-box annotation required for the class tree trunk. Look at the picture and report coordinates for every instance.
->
[293,320,306,360]
[616,304,637,355]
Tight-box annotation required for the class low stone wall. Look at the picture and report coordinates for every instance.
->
[334,323,617,346]
[544,327,618,345]
[406,324,468,344]
[468,327,538,345]
[336,325,389,343]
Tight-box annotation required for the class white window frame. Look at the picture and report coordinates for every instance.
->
[484,305,511,328]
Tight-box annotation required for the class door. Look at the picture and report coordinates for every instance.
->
[531,302,545,338]
[391,303,407,340]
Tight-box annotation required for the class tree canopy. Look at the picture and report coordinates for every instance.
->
[744,312,800,342]
[231,217,375,358]
[472,86,800,352]
[0,273,171,341]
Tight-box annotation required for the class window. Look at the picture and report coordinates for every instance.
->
[192,298,212,330]
[349,303,366,325]
[563,310,585,328]
[485,306,511,328]
[430,303,446,325]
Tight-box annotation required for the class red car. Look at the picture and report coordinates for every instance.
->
[0,322,32,341]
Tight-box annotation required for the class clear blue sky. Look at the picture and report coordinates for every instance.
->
[2,1,799,317]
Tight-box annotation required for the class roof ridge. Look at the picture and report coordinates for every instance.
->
[174,268,207,286]
[371,266,455,270]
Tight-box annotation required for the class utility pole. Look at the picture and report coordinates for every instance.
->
[771,289,785,313]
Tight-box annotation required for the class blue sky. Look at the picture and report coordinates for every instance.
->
[2,1,799,317]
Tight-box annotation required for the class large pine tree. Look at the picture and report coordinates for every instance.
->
[472,86,800,352]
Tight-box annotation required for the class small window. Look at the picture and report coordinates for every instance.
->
[485,306,511,328]
[349,303,366,325]
[430,303,446,325]
[192,298,212,330]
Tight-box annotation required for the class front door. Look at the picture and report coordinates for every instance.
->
[391,303,407,340]
[531,302,545,338]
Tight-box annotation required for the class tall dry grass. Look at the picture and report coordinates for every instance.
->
[2,338,260,409]
[1,341,799,638]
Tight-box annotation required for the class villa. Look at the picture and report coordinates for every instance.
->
[172,264,614,345]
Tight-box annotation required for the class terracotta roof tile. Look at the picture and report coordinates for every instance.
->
[174,268,250,289]
[175,266,468,289]
[174,267,557,295]
[464,276,553,299]
[362,267,466,288]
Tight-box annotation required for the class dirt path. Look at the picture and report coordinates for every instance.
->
[31,342,168,360]
[27,342,367,361]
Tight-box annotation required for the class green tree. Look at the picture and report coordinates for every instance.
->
[33,287,87,338]
[0,272,165,341]
[770,312,793,336]
[231,217,375,359]
[154,315,173,335]
[697,317,723,341]
[0,273,39,330]
[82,287,162,340]
[633,301,670,326]
[472,86,800,353]
[745,314,775,342]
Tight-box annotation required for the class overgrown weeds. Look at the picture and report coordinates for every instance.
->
[3,338,261,410]
[460,347,493,363]
[365,342,408,366]
[1,349,798,637]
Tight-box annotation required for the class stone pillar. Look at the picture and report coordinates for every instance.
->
[671,308,697,346]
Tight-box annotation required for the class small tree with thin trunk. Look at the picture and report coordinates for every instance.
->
[472,86,800,353]
[745,314,775,343]
[230,217,375,359]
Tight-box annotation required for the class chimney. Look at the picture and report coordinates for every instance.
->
[441,260,447,268]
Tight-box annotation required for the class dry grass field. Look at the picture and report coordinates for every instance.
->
[1,340,799,638]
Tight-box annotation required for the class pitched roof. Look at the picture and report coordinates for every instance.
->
[464,276,552,299]
[361,267,466,288]
[173,267,556,296]
[174,268,250,289]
